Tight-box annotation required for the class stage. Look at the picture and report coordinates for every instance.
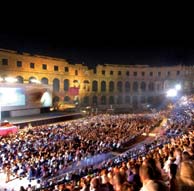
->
[1,111,83,128]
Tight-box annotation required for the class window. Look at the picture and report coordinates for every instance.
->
[109,81,114,92]
[64,79,69,91]
[53,78,60,92]
[102,70,105,75]
[118,71,122,75]
[93,68,97,74]
[92,81,98,92]
[101,81,106,92]
[125,96,130,104]
[75,70,78,75]
[141,81,146,92]
[167,71,171,76]
[92,96,98,105]
[142,72,145,76]
[41,77,48,85]
[2,58,8,65]
[133,72,137,76]
[101,96,107,105]
[54,65,58,71]
[126,71,130,76]
[42,64,47,70]
[17,61,22,67]
[117,96,123,104]
[158,72,161,77]
[110,70,114,75]
[125,82,130,92]
[30,63,35,68]
[117,81,123,92]
[150,72,153,76]
[177,71,180,76]
[109,96,114,104]
[133,81,138,92]
[64,67,69,72]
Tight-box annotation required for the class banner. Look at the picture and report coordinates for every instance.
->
[68,87,79,96]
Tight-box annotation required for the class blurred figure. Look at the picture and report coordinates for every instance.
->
[177,161,194,191]
[139,164,169,191]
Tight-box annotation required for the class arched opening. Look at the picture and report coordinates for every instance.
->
[64,96,70,102]
[132,96,138,108]
[109,96,114,104]
[117,81,123,92]
[83,96,89,105]
[101,81,106,92]
[64,79,69,91]
[125,96,130,104]
[92,96,98,105]
[148,82,155,92]
[29,76,36,84]
[109,81,114,92]
[133,81,138,92]
[92,81,98,92]
[140,81,146,92]
[53,78,60,92]
[41,77,48,85]
[16,76,24,84]
[101,96,107,105]
[117,96,123,104]
[125,81,130,92]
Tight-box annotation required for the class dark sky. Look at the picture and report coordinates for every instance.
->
[0,10,194,68]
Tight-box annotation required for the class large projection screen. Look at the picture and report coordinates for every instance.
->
[0,83,52,111]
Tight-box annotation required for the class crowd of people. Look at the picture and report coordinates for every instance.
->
[0,112,161,190]
[1,95,194,191]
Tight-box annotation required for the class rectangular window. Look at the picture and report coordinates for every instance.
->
[126,71,129,76]
[30,62,35,68]
[42,64,47,70]
[142,72,145,76]
[64,67,69,72]
[102,70,105,75]
[133,72,137,76]
[118,71,122,75]
[54,65,58,71]
[17,61,22,67]
[150,72,153,76]
[167,71,171,76]
[2,58,8,65]
[177,71,180,76]
[110,71,114,75]
[158,72,161,77]
[93,68,97,74]
[75,70,78,75]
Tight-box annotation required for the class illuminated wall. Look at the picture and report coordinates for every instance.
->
[0,48,193,109]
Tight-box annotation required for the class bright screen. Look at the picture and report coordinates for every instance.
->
[0,87,25,106]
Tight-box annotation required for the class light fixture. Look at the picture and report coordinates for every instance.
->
[166,89,177,97]
[30,79,41,84]
[4,77,18,83]
[175,84,181,91]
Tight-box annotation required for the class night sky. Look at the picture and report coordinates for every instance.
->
[0,10,193,68]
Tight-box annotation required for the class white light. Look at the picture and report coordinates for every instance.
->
[166,89,177,97]
[0,77,3,82]
[175,84,181,91]
[4,77,18,83]
[30,79,41,84]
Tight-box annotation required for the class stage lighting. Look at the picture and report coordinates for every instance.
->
[5,77,17,83]
[175,84,181,91]
[166,89,177,97]
[30,79,41,84]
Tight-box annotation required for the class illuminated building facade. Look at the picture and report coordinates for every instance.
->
[0,49,194,111]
